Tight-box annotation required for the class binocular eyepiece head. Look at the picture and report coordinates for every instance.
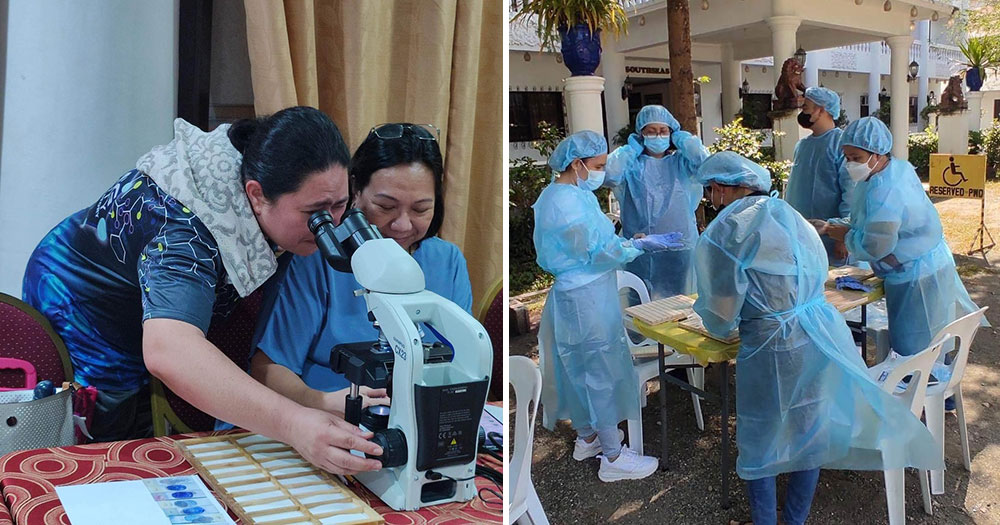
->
[308,209,383,272]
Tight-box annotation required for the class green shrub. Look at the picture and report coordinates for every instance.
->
[874,102,891,127]
[969,129,984,154]
[907,126,938,180]
[921,103,939,124]
[708,117,792,196]
[509,122,563,295]
[982,119,1000,179]
[612,124,634,147]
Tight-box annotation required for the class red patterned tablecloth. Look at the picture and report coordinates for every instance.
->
[0,495,11,525]
[0,432,502,524]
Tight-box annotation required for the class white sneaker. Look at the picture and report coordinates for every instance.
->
[572,429,625,461]
[598,446,659,482]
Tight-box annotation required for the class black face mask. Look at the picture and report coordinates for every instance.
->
[706,187,726,212]
[797,111,815,129]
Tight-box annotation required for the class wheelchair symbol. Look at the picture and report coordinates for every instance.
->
[943,156,968,187]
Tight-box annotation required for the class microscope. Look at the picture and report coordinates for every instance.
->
[308,209,493,511]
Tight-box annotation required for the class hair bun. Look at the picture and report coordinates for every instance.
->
[228,118,261,154]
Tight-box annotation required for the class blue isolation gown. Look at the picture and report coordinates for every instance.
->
[784,128,856,265]
[606,130,708,299]
[693,194,941,480]
[255,236,473,391]
[533,182,643,431]
[844,158,982,356]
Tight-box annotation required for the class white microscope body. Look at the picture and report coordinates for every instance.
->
[347,237,492,511]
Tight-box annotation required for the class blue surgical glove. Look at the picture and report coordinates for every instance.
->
[626,133,645,156]
[671,130,694,149]
[631,232,684,251]
[672,130,707,164]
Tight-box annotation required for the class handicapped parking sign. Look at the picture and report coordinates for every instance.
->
[929,154,986,199]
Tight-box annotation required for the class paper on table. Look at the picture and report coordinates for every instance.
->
[480,404,503,450]
[56,475,235,525]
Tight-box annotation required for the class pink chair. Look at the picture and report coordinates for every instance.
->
[0,358,37,391]
[0,293,73,389]
[151,290,263,435]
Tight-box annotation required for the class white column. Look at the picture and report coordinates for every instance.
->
[766,16,802,88]
[887,35,914,159]
[600,34,631,145]
[869,42,882,112]
[721,43,742,124]
[968,91,984,131]
[917,21,930,125]
[0,1,178,295]
[804,54,819,88]
[564,76,607,135]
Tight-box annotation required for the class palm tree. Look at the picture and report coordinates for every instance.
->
[666,0,697,132]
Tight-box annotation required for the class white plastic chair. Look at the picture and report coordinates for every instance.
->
[923,307,988,495]
[617,270,704,456]
[868,334,945,524]
[509,356,549,525]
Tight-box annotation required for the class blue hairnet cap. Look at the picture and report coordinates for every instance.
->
[804,87,841,118]
[839,116,893,155]
[697,151,772,193]
[548,130,608,172]
[636,105,681,133]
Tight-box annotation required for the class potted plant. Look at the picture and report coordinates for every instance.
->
[958,37,999,91]
[513,0,631,76]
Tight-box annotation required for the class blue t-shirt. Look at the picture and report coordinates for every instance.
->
[257,236,473,392]
[22,169,284,391]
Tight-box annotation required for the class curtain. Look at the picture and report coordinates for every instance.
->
[243,0,502,308]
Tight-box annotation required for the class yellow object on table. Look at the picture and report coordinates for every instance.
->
[631,280,886,367]
[632,317,739,367]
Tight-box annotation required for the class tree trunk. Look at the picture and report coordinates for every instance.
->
[666,0,697,132]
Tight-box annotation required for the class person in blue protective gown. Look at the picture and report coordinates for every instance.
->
[249,123,472,417]
[605,105,708,299]
[783,87,855,266]
[694,151,942,525]
[817,117,983,358]
[535,130,683,482]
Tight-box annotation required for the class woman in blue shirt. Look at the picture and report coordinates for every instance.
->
[250,123,473,415]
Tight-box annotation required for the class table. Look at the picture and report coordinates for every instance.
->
[0,431,502,525]
[630,281,884,509]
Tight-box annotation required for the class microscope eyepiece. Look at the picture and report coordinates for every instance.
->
[308,210,336,234]
[309,209,383,273]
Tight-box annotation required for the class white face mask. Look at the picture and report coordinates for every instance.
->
[846,154,878,182]
[575,162,605,191]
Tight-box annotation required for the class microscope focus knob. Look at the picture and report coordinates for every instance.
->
[367,428,407,468]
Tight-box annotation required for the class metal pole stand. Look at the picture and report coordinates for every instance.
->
[967,194,996,264]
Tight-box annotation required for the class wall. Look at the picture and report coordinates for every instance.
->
[0,0,179,295]
[693,62,722,144]
[209,0,254,128]
[210,0,252,106]
[509,50,568,161]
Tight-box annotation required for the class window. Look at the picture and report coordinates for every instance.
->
[741,94,773,130]
[509,91,565,142]
[860,95,870,118]
[909,96,918,124]
[994,99,1000,121]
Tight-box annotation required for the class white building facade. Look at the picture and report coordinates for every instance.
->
[510,0,970,161]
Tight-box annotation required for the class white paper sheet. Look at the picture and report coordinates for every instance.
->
[56,475,235,525]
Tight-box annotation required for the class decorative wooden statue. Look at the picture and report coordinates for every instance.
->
[938,75,968,113]
[773,57,806,112]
